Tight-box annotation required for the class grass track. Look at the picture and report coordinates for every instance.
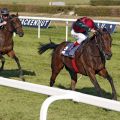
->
[0,26,120,120]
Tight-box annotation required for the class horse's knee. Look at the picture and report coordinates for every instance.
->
[7,50,15,58]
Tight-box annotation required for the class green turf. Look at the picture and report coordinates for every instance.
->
[0,25,120,120]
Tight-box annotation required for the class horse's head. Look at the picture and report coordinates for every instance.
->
[95,28,112,60]
[10,13,24,37]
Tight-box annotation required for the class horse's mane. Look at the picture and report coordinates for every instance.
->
[80,34,95,49]
[9,14,18,19]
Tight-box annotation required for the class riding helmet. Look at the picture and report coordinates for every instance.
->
[1,8,9,15]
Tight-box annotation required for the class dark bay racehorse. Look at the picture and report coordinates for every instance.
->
[0,14,24,80]
[38,28,117,100]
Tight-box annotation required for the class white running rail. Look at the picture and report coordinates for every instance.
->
[0,77,120,120]
[19,16,120,40]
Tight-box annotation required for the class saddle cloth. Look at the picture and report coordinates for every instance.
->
[61,43,79,58]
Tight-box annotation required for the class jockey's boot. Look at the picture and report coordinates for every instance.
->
[68,41,80,57]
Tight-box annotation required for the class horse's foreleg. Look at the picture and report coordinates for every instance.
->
[7,51,25,81]
[0,55,5,71]
[87,69,103,97]
[13,55,25,81]
[98,69,117,100]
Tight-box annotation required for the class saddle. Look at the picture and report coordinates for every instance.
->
[61,43,80,58]
[61,39,89,58]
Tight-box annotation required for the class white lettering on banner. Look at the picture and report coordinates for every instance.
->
[95,23,116,33]
[101,23,106,28]
[20,19,51,28]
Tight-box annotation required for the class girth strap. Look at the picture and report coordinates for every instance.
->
[71,58,79,73]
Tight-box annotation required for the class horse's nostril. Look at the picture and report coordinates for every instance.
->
[108,53,112,57]
[19,32,24,37]
[106,53,112,60]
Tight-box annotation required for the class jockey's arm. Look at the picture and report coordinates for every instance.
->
[0,21,7,26]
[91,29,96,33]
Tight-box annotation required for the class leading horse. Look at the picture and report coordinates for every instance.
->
[38,28,117,100]
[0,14,24,80]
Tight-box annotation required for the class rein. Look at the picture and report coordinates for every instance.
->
[4,17,21,33]
[94,31,106,58]
[83,31,105,58]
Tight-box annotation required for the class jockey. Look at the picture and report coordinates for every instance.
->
[62,16,97,57]
[71,16,97,47]
[0,8,9,28]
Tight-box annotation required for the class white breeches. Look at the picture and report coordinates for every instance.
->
[71,29,88,44]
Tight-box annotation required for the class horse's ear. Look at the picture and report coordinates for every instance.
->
[16,12,19,17]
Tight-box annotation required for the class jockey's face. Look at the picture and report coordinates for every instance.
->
[2,14,9,20]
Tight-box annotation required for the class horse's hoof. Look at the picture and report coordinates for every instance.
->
[0,68,3,71]
[112,96,117,100]
[50,81,54,87]
[22,78,25,82]
[19,76,25,82]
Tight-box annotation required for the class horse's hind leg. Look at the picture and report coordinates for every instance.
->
[65,66,77,90]
[70,72,77,90]
[0,55,5,71]
[7,51,25,81]
[98,68,117,100]
[50,60,64,87]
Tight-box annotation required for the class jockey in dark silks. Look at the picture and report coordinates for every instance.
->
[0,8,9,28]
[0,8,9,49]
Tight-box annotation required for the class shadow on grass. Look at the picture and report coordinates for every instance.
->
[56,84,112,99]
[112,43,120,47]
[0,69,36,78]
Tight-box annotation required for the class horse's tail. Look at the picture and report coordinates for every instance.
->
[38,41,58,54]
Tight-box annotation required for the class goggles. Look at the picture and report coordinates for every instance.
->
[2,14,9,17]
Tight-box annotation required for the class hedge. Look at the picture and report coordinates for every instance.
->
[0,4,120,17]
[75,6,120,16]
[90,0,120,6]
[0,4,74,14]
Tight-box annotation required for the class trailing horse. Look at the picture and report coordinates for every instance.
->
[38,28,117,100]
[0,13,24,81]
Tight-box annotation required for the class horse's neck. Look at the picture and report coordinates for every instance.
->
[86,36,100,56]
[0,23,13,44]
[3,20,13,35]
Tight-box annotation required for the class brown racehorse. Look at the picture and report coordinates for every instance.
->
[38,28,117,100]
[0,14,24,80]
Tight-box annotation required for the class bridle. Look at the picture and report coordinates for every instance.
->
[95,30,106,58]
[11,17,22,30]
[4,16,22,33]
